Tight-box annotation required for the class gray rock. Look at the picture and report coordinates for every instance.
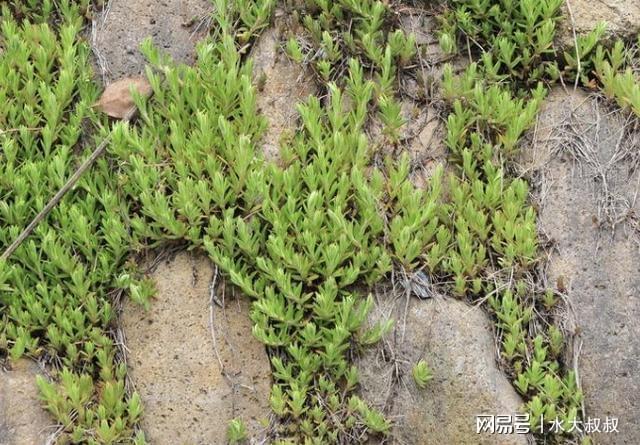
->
[358,295,531,445]
[557,0,640,47]
[398,14,438,47]
[250,16,316,161]
[91,0,212,83]
[0,359,54,445]
[368,97,447,190]
[121,252,272,445]
[523,88,640,444]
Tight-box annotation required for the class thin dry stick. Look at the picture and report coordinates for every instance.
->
[208,265,226,373]
[0,127,42,135]
[0,106,136,262]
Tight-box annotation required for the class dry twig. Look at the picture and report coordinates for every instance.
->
[1,106,137,262]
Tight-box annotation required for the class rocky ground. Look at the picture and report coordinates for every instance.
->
[0,360,54,444]
[521,88,640,444]
[357,294,532,445]
[1,1,639,444]
[120,252,272,444]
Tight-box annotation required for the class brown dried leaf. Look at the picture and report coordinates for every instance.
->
[94,76,153,119]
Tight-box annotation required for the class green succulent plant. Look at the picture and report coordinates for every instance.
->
[2,0,633,443]
[412,359,434,389]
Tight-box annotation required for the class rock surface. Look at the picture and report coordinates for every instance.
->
[92,0,212,83]
[557,0,640,47]
[402,100,448,188]
[368,97,447,189]
[358,294,531,444]
[524,88,640,444]
[0,359,54,445]
[121,252,271,445]
[250,14,317,160]
[388,9,455,189]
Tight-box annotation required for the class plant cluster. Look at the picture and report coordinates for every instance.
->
[287,0,415,77]
[437,1,595,443]
[438,65,585,441]
[0,0,406,442]
[283,3,589,435]
[411,359,433,389]
[110,2,439,442]
[3,0,93,24]
[594,36,640,116]
[3,0,631,443]
[490,287,583,434]
[113,43,419,440]
[382,152,446,272]
[286,0,416,142]
[0,0,275,443]
[210,81,397,442]
[438,65,543,290]
[439,0,564,84]
[111,35,266,250]
[227,418,249,443]
[438,0,611,88]
[212,0,274,43]
[0,7,148,443]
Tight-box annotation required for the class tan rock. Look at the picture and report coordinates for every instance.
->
[358,295,531,445]
[121,252,271,445]
[251,19,317,161]
[0,359,54,445]
[522,88,640,444]
[92,0,212,83]
[557,0,640,47]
